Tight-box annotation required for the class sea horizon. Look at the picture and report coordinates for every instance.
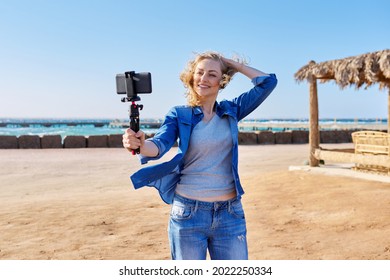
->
[0,117,388,138]
[1,116,388,122]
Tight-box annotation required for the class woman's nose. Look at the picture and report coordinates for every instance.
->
[200,73,208,81]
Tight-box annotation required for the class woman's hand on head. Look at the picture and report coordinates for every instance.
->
[222,56,268,80]
[221,56,244,72]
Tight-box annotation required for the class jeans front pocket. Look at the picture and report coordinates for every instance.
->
[228,199,245,219]
[170,200,194,221]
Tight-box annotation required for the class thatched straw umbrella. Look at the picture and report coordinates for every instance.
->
[294,49,390,166]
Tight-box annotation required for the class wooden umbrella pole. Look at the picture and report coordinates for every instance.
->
[388,88,390,133]
[309,75,320,166]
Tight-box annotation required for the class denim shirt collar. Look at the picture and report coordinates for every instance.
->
[194,101,238,120]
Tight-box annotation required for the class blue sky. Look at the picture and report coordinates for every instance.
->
[1,0,389,120]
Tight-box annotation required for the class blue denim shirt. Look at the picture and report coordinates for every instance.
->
[130,74,277,204]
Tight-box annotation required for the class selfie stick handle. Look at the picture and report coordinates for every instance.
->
[130,101,143,155]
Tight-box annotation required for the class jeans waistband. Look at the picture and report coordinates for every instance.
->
[173,193,241,210]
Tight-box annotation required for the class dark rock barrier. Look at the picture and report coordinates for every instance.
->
[0,136,18,149]
[238,132,258,145]
[320,130,353,143]
[41,135,62,148]
[275,131,292,144]
[0,131,356,149]
[63,136,86,148]
[292,130,309,144]
[18,135,41,149]
[257,131,275,144]
[87,135,108,148]
[108,134,123,148]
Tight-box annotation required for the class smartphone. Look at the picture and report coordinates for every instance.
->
[116,72,152,95]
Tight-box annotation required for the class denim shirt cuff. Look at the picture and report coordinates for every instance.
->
[251,75,270,86]
[137,139,163,164]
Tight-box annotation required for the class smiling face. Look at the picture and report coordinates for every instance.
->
[180,51,234,107]
[192,58,223,102]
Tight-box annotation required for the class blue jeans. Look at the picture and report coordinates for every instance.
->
[168,193,248,260]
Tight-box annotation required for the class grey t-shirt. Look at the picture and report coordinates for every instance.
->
[175,114,235,200]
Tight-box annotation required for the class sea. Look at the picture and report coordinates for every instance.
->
[0,118,387,138]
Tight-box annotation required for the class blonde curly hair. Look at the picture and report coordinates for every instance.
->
[180,51,242,107]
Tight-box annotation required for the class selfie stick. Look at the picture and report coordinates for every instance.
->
[129,101,143,155]
[121,71,143,155]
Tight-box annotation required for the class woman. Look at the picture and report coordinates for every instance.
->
[123,51,277,260]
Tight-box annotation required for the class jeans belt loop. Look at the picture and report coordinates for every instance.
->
[194,200,199,212]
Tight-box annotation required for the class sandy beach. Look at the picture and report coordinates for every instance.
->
[0,144,389,260]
